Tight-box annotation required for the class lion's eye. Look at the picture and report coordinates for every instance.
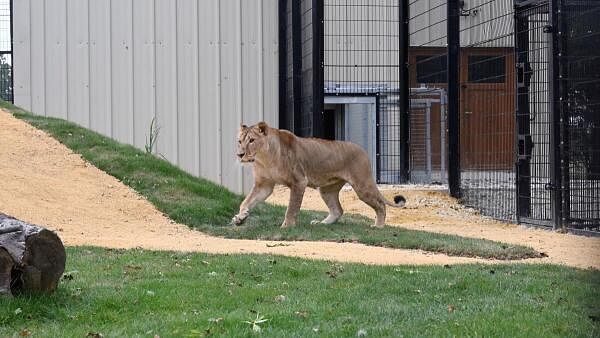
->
[249,139,255,144]
[238,140,241,144]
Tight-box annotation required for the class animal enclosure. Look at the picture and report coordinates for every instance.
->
[278,0,599,234]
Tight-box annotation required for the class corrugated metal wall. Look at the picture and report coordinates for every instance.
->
[409,0,513,47]
[12,0,279,194]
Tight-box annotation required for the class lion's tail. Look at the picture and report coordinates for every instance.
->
[381,194,406,208]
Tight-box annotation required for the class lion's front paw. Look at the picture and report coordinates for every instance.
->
[231,214,246,226]
[280,220,296,228]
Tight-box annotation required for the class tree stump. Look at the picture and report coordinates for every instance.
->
[0,213,66,297]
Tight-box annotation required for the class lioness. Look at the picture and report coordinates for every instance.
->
[233,122,406,228]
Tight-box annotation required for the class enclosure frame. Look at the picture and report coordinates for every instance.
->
[278,0,599,234]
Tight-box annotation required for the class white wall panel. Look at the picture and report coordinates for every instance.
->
[155,0,178,164]
[262,0,279,123]
[89,0,112,136]
[132,0,155,149]
[220,0,243,192]
[198,0,222,183]
[44,0,67,118]
[29,0,45,114]
[176,0,200,176]
[110,0,134,144]
[66,0,89,127]
[13,0,279,194]
[13,0,31,110]
[241,0,263,192]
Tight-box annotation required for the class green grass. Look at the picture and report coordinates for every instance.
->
[1,247,598,337]
[3,101,542,260]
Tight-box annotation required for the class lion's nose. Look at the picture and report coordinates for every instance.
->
[237,153,245,159]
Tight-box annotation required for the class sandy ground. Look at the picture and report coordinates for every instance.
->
[1,109,598,269]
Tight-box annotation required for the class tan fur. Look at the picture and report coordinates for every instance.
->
[233,122,404,228]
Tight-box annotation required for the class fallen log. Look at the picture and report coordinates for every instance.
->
[0,213,66,297]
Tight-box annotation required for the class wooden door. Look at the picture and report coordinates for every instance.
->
[459,48,515,170]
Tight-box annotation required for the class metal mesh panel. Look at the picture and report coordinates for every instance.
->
[283,0,295,132]
[407,1,449,184]
[298,0,316,137]
[560,0,600,231]
[0,0,11,103]
[456,1,519,221]
[518,3,552,223]
[323,0,401,183]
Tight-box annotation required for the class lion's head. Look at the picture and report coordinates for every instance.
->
[237,122,269,163]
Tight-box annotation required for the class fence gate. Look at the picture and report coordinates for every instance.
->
[555,0,600,233]
[514,1,554,226]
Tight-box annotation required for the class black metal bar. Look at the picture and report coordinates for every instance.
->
[8,0,13,103]
[291,0,302,134]
[447,0,461,198]
[311,0,324,138]
[515,10,532,220]
[375,93,381,183]
[398,0,410,183]
[549,0,567,229]
[278,0,288,129]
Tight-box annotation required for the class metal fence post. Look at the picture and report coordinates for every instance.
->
[399,0,410,183]
[447,0,461,198]
[312,0,324,138]
[514,8,532,220]
[549,0,566,230]
[291,0,302,134]
[278,0,288,129]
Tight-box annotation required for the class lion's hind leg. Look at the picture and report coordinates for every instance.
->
[312,182,345,224]
[350,180,386,227]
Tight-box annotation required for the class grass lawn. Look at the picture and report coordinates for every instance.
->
[4,101,542,260]
[1,247,598,337]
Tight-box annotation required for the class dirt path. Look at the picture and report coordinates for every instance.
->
[1,110,598,268]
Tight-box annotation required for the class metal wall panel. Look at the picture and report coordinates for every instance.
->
[155,0,178,165]
[241,0,263,192]
[29,0,45,114]
[110,0,134,144]
[89,0,112,136]
[220,0,244,192]
[198,0,221,184]
[44,0,67,118]
[13,0,31,110]
[409,0,513,47]
[66,0,89,127]
[133,0,155,151]
[13,0,279,194]
[176,0,200,176]
[132,0,155,150]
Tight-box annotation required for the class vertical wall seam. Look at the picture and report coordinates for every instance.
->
[109,0,114,137]
[217,0,222,184]
[153,0,157,154]
[131,0,135,144]
[197,0,201,174]
[87,0,91,127]
[259,0,264,122]
[42,0,46,115]
[174,0,179,165]
[238,0,243,192]
[65,0,69,120]
[28,0,32,109]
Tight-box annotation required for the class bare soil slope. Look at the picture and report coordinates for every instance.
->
[1,110,598,268]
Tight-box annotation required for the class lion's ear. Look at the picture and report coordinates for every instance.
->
[240,123,248,130]
[257,122,268,135]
